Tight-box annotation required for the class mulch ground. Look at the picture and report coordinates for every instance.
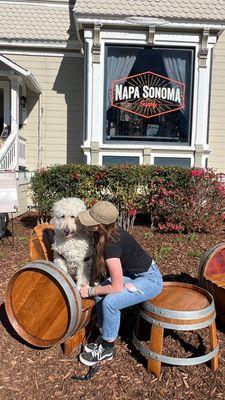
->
[1,213,225,400]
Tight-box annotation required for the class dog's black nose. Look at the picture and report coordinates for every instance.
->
[64,228,70,236]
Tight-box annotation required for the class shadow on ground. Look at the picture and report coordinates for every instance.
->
[19,214,39,229]
[0,302,47,351]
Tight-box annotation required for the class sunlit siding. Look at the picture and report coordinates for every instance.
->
[208,31,225,172]
[4,53,84,171]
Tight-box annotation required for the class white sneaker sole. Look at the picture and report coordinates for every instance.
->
[79,353,114,366]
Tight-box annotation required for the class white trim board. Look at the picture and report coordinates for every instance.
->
[82,141,196,151]
[0,1,69,8]
[1,50,83,57]
[78,17,225,32]
[0,40,81,50]
[84,29,217,44]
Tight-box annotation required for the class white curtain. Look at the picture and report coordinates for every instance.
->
[106,49,137,109]
[162,51,188,115]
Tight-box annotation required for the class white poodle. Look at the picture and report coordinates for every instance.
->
[51,197,93,289]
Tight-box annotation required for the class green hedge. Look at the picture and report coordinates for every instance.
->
[31,164,225,233]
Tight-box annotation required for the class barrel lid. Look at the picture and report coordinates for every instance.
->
[5,261,81,347]
[142,281,214,319]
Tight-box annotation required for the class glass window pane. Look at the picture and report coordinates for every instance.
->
[154,157,191,167]
[104,46,194,145]
[102,155,139,165]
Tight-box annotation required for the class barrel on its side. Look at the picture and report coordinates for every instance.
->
[5,260,94,347]
[199,243,225,323]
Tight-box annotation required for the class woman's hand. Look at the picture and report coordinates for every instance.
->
[79,284,90,298]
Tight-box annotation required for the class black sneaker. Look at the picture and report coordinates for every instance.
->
[79,344,115,366]
[83,335,103,353]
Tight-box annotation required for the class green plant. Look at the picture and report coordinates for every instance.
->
[187,233,198,242]
[143,231,154,239]
[187,249,203,258]
[171,237,183,243]
[18,237,27,242]
[155,246,172,261]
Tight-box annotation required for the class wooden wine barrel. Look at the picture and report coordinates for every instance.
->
[5,260,95,348]
[199,242,225,323]
[29,223,55,262]
[133,281,218,377]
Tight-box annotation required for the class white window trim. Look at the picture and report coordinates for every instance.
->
[84,28,214,157]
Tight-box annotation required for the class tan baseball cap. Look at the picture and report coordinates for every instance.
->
[78,201,119,226]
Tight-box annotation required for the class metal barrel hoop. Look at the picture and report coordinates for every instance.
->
[139,310,216,331]
[133,330,219,366]
[142,292,215,321]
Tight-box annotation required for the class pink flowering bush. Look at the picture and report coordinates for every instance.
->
[146,168,225,232]
[31,164,225,232]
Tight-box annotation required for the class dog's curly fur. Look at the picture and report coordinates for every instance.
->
[51,197,93,289]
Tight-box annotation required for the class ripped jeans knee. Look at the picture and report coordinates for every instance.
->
[124,282,144,295]
[94,264,163,341]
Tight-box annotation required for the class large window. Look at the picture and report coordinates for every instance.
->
[104,45,194,144]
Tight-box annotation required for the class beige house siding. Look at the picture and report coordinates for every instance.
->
[208,31,225,172]
[2,53,84,171]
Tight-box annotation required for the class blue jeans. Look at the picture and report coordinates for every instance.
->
[94,260,163,341]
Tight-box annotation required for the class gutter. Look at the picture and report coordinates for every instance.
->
[24,71,42,94]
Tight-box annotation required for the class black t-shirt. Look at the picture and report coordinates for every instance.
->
[104,226,152,273]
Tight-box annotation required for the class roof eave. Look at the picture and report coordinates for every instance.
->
[0,38,82,50]
[0,54,41,93]
[76,14,225,32]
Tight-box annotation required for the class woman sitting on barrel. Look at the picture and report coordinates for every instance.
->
[78,200,163,366]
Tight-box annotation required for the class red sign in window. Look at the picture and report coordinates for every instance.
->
[111,70,185,119]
